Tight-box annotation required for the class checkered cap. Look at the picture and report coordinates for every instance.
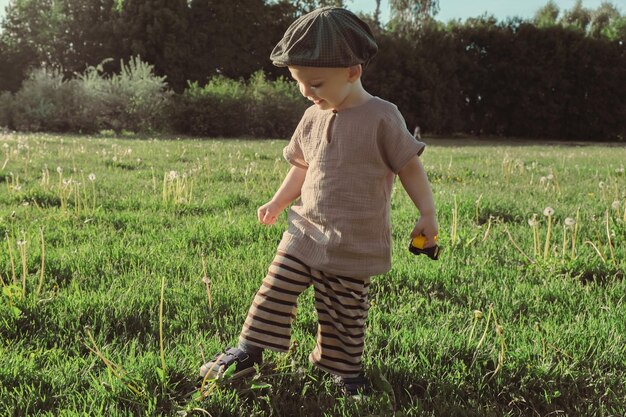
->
[270,7,378,68]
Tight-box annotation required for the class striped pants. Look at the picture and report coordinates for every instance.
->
[239,251,371,378]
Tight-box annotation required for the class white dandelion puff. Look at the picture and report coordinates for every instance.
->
[543,207,554,216]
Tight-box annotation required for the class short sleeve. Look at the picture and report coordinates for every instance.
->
[377,106,425,173]
[283,116,309,169]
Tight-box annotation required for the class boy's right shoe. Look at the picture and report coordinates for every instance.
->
[199,347,261,380]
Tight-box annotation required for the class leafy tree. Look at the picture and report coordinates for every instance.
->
[186,0,293,86]
[560,0,592,32]
[389,0,439,31]
[533,0,560,28]
[590,1,621,38]
[0,0,124,91]
[296,0,346,11]
[117,0,190,91]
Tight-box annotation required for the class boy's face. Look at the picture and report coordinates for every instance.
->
[288,66,360,111]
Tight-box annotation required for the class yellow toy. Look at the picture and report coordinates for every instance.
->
[409,235,441,260]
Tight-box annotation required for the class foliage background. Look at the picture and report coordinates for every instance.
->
[0,0,625,140]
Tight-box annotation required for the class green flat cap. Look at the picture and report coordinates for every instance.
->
[270,7,378,68]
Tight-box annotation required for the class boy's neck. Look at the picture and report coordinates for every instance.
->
[333,83,373,112]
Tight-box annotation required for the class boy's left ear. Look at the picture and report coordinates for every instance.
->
[347,65,362,82]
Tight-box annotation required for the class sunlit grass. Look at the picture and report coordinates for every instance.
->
[0,132,625,416]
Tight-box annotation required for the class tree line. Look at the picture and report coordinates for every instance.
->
[0,0,625,140]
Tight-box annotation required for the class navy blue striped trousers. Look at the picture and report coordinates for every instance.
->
[239,251,371,378]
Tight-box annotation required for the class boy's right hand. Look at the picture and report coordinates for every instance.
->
[257,200,283,225]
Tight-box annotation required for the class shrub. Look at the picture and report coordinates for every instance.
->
[7,57,171,134]
[79,57,172,134]
[171,76,249,137]
[11,67,89,132]
[169,71,308,139]
[247,72,308,138]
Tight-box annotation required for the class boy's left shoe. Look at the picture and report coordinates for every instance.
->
[334,373,370,398]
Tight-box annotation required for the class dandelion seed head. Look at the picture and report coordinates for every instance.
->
[496,325,504,336]
[56,166,62,174]
[528,216,538,227]
[168,170,178,180]
[539,176,547,185]
[112,156,118,162]
[547,174,554,181]
[229,168,236,174]
[598,181,605,189]
[564,217,576,227]
[543,207,554,216]
[88,173,96,181]
[474,310,483,319]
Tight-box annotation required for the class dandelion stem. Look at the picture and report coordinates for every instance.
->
[6,233,16,286]
[504,226,534,263]
[451,195,458,246]
[19,233,27,299]
[159,276,167,377]
[605,210,615,264]
[543,214,552,260]
[481,216,492,242]
[584,240,606,263]
[572,209,580,259]
[85,329,146,398]
[471,304,493,368]
[202,254,212,310]
[36,229,45,298]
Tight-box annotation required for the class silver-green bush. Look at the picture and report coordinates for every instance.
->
[8,57,171,134]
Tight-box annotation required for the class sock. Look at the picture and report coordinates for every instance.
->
[238,341,263,361]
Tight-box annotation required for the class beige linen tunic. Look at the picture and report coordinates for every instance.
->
[278,96,425,277]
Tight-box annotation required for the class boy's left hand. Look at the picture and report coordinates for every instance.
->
[410,215,438,247]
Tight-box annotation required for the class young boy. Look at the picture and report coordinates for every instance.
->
[200,7,438,395]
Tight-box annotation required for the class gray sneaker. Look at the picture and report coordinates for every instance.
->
[199,347,261,380]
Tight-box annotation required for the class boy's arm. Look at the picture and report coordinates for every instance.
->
[258,165,307,225]
[397,155,439,246]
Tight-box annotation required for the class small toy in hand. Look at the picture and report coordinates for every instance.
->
[409,235,441,260]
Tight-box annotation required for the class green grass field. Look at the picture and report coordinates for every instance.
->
[0,133,624,417]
